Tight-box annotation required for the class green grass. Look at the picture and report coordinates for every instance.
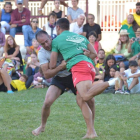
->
[0,88,140,140]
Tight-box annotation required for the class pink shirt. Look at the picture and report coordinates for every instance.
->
[94,41,99,53]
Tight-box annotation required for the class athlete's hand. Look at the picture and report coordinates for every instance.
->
[60,60,67,70]
[83,49,90,57]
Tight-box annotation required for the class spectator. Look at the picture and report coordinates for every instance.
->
[27,39,41,55]
[114,29,131,69]
[83,14,102,41]
[67,0,84,23]
[121,14,138,39]
[88,31,102,54]
[69,14,85,35]
[3,36,23,73]
[15,0,29,9]
[0,23,5,57]
[24,18,41,50]
[43,13,57,40]
[10,0,31,38]
[38,0,68,15]
[26,52,40,78]
[128,28,140,56]
[0,2,12,34]
[52,0,65,19]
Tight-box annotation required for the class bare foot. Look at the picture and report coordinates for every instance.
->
[32,126,45,136]
[82,130,98,139]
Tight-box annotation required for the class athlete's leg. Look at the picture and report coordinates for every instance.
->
[32,85,62,136]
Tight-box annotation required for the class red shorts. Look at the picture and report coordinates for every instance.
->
[71,61,96,87]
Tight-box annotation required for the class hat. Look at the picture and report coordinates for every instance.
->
[135,28,140,34]
[17,0,23,4]
[119,29,129,35]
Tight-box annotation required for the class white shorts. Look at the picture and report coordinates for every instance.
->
[127,77,140,93]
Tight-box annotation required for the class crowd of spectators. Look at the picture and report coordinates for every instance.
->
[0,0,140,95]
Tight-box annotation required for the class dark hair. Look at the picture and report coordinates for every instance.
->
[88,14,95,20]
[88,31,97,39]
[138,55,140,60]
[4,2,12,7]
[21,74,28,82]
[56,18,69,30]
[110,65,119,71]
[48,12,57,21]
[98,49,105,54]
[36,30,49,40]
[104,55,116,76]
[129,60,138,67]
[136,2,140,6]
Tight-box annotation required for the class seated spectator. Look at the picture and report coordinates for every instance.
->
[15,0,29,9]
[83,14,102,41]
[121,14,138,39]
[116,60,140,94]
[128,28,140,56]
[2,36,23,74]
[95,49,105,69]
[26,52,40,78]
[114,29,131,69]
[10,0,31,38]
[0,2,12,34]
[52,0,65,19]
[27,39,41,55]
[43,13,57,40]
[24,18,41,50]
[0,69,32,93]
[88,31,102,54]
[70,14,85,35]
[0,23,5,57]
[67,0,84,23]
[38,0,68,15]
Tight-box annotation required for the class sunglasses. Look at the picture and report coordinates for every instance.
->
[32,21,38,23]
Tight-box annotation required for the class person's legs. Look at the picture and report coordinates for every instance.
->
[128,78,139,90]
[32,85,62,136]
[25,75,33,89]
[10,26,22,38]
[1,21,10,33]
[0,69,12,91]
[26,67,32,77]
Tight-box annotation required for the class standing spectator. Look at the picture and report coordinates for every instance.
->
[69,14,85,35]
[10,0,31,38]
[43,13,57,40]
[52,0,65,19]
[128,28,140,56]
[0,2,12,34]
[67,0,84,23]
[38,0,68,15]
[83,14,102,41]
[0,23,5,57]
[15,0,29,9]
[88,31,102,54]
[24,18,41,50]
[121,14,138,39]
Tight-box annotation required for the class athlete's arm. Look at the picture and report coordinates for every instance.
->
[41,61,66,79]
[49,52,58,69]
[87,43,97,60]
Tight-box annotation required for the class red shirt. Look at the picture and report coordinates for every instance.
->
[11,8,31,26]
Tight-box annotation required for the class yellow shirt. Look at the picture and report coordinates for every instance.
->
[122,13,140,26]
[11,80,26,91]
[96,62,103,68]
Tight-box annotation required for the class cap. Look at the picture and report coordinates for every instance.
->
[17,0,23,4]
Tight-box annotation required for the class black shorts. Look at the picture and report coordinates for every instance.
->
[0,83,17,92]
[50,74,76,95]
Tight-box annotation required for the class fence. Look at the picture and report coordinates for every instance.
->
[0,0,87,28]
[99,0,140,32]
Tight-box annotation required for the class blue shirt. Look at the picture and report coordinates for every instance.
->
[67,7,84,20]
[24,26,41,47]
[1,9,11,23]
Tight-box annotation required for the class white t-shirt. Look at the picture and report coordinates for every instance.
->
[38,47,71,77]
[70,22,83,34]
[124,68,140,77]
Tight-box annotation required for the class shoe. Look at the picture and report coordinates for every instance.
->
[115,89,124,94]
[7,90,14,94]
[124,89,130,95]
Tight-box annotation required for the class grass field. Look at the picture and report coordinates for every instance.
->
[0,88,140,140]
